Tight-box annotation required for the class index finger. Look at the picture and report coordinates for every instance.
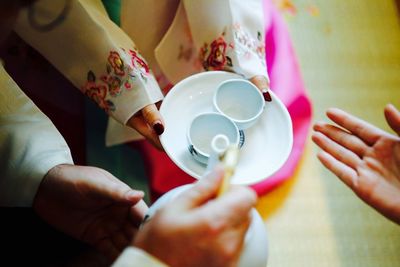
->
[384,104,400,136]
[249,75,272,102]
[173,167,225,210]
[141,103,165,135]
[327,108,386,146]
[193,186,257,228]
[127,115,163,150]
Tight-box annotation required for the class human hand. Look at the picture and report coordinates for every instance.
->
[250,75,272,102]
[33,164,148,260]
[312,104,400,224]
[127,102,165,150]
[127,75,269,151]
[133,167,258,267]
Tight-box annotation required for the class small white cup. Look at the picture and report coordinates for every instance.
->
[187,113,243,164]
[213,79,265,130]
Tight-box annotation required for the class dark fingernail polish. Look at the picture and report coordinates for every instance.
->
[153,122,164,135]
[263,91,272,102]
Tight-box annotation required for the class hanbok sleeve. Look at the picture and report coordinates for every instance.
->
[14,0,163,126]
[0,66,73,207]
[183,0,268,81]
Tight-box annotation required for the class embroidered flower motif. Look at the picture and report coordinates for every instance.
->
[199,25,267,72]
[207,37,227,70]
[105,49,145,91]
[124,81,132,89]
[81,48,151,114]
[128,49,150,75]
[101,75,122,97]
[200,35,233,71]
[108,51,125,76]
[233,24,266,65]
[81,71,115,113]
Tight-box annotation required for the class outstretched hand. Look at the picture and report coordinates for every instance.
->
[33,164,148,260]
[312,104,400,224]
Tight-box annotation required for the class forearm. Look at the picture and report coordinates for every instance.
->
[184,0,268,79]
[0,66,73,207]
[14,0,163,126]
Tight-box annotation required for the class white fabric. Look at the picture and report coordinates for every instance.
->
[0,66,73,207]
[115,0,268,145]
[0,66,162,265]
[14,0,164,127]
[13,0,267,146]
[112,247,168,267]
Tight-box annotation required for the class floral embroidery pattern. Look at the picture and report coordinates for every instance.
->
[81,71,116,113]
[101,75,122,97]
[199,25,266,71]
[200,31,233,71]
[233,24,265,64]
[108,51,125,76]
[128,49,150,75]
[81,49,151,113]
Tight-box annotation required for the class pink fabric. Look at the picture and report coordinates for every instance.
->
[132,0,312,201]
[251,0,312,195]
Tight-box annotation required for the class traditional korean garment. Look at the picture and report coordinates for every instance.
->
[0,0,311,264]
[12,0,312,198]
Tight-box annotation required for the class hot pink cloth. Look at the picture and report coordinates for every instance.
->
[252,0,312,195]
[132,0,312,201]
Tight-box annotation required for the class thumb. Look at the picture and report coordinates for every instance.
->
[384,104,400,136]
[174,166,224,210]
[91,168,145,205]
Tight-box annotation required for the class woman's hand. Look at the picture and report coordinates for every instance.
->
[127,102,165,150]
[126,75,270,151]
[250,75,272,102]
[312,104,400,224]
[127,75,270,151]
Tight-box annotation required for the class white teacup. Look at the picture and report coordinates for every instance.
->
[187,112,244,164]
[142,185,269,267]
[213,79,265,130]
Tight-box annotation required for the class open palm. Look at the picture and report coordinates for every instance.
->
[312,104,400,224]
[33,164,148,260]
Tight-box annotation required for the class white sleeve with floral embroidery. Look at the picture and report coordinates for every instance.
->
[154,0,268,85]
[13,0,268,146]
[14,0,163,127]
[184,0,268,80]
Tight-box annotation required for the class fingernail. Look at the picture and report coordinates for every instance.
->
[262,89,272,102]
[153,122,164,135]
[313,122,323,130]
[125,190,144,201]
